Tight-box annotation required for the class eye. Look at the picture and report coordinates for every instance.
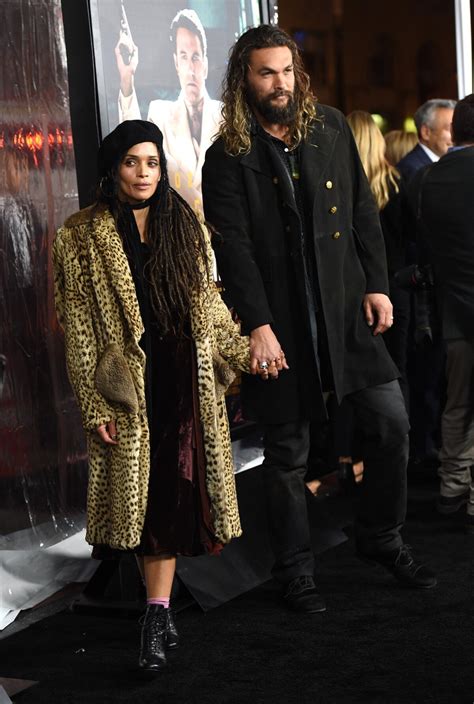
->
[123,159,136,166]
[148,161,159,168]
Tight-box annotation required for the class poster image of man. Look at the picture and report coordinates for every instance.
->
[91,0,261,210]
[114,4,226,213]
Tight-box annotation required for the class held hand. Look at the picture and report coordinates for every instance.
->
[115,34,138,97]
[363,293,393,336]
[96,420,118,445]
[250,324,289,380]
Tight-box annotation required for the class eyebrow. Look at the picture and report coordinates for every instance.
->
[123,153,159,159]
[256,63,293,73]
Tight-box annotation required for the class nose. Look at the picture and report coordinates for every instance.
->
[274,72,288,91]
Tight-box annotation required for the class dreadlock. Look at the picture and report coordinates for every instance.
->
[220,24,317,155]
[95,143,210,337]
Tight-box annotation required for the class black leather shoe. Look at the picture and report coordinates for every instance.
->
[283,576,326,613]
[139,605,168,672]
[358,544,437,589]
[436,490,469,515]
[166,608,179,649]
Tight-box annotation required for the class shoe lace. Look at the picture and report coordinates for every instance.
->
[285,575,314,596]
[394,544,415,567]
[139,609,167,635]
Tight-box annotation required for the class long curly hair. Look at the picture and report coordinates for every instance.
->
[346,110,399,210]
[219,25,317,155]
[96,143,209,336]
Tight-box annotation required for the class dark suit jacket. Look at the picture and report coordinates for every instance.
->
[202,105,398,424]
[397,143,432,183]
[415,146,474,341]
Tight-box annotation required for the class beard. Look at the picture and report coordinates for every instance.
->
[245,84,297,125]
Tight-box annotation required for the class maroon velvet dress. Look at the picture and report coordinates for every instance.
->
[93,215,221,558]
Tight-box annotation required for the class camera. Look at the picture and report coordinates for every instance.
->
[394,263,434,291]
[394,263,437,342]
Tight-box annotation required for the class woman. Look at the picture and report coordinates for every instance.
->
[384,129,418,168]
[53,120,271,672]
[347,111,409,404]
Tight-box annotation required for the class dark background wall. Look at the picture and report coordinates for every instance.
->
[279,0,458,128]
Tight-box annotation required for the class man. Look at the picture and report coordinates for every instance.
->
[397,99,456,468]
[412,94,474,534]
[116,8,221,212]
[397,98,456,182]
[202,25,436,614]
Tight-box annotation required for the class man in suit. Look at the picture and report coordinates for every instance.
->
[397,99,456,182]
[412,94,474,533]
[397,99,456,468]
[202,25,436,613]
[116,8,221,213]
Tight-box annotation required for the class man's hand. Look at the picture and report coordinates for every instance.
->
[115,34,138,98]
[96,420,118,445]
[250,324,289,379]
[363,293,393,335]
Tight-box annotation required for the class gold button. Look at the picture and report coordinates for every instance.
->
[332,231,341,239]
[325,180,333,189]
[329,206,337,214]
[273,177,279,184]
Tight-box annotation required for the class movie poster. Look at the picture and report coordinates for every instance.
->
[90,0,262,216]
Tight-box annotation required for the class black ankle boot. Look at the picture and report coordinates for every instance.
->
[166,608,179,649]
[139,604,168,672]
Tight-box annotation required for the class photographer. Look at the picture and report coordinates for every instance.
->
[408,94,474,533]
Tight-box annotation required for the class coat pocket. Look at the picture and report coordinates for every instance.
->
[213,350,236,398]
[95,343,139,413]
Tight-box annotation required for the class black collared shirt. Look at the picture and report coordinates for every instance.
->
[255,123,334,392]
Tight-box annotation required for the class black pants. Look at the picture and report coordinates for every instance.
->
[409,334,446,459]
[262,380,409,584]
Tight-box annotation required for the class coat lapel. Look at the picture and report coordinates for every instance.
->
[299,118,339,208]
[196,90,220,178]
[242,134,300,217]
[88,210,144,342]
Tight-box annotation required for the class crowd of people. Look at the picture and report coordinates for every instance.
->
[52,22,473,674]
[345,97,473,541]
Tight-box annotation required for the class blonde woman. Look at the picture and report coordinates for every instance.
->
[347,111,409,405]
[384,129,418,168]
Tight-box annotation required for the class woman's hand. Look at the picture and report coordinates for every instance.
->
[96,420,118,445]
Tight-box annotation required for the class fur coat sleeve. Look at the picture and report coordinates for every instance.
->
[53,225,116,430]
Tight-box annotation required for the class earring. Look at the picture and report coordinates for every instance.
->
[99,175,115,199]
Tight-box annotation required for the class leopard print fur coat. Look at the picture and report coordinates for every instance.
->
[53,205,250,550]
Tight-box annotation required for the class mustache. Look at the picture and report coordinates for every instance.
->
[268,90,293,100]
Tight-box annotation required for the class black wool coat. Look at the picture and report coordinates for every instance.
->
[413,145,474,342]
[202,104,398,424]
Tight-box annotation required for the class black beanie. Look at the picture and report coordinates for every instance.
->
[98,120,164,177]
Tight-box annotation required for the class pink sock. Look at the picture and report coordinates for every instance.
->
[147,597,170,609]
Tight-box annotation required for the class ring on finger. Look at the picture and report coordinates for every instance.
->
[259,361,269,370]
